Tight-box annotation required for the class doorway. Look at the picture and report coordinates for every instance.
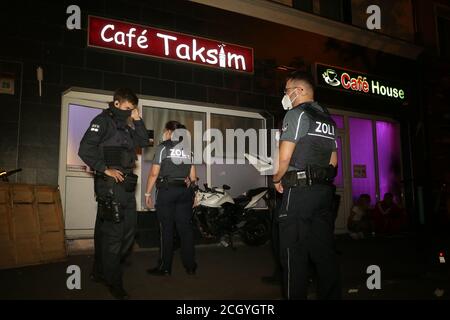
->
[329,110,403,233]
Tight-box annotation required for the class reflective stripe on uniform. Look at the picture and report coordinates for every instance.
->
[287,248,291,300]
[159,146,166,163]
[294,112,305,140]
[286,188,292,211]
[307,133,335,140]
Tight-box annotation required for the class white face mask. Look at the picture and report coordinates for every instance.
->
[281,90,298,110]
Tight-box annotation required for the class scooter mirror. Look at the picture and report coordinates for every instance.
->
[222,184,231,190]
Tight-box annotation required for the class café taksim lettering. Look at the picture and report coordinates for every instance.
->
[318,64,407,101]
[88,16,254,73]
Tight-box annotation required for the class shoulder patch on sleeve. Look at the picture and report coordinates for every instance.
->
[90,123,101,132]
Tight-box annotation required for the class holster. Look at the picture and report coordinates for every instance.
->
[122,173,138,192]
[97,197,122,223]
[94,173,123,223]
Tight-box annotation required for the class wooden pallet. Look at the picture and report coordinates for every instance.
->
[0,183,67,269]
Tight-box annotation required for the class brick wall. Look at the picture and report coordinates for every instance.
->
[0,0,284,186]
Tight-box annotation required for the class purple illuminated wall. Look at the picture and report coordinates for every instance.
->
[376,121,402,202]
[331,115,344,129]
[349,117,376,205]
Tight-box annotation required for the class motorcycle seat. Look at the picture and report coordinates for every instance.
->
[245,187,268,199]
[234,195,250,207]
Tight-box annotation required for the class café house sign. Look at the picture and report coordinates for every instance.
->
[316,63,408,101]
[88,16,254,73]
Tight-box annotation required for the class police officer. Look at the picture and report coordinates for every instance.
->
[144,121,197,276]
[272,71,341,300]
[78,88,149,299]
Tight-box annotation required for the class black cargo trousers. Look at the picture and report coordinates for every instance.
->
[278,183,341,300]
[92,174,137,288]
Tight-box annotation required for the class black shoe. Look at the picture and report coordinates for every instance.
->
[90,272,106,284]
[108,286,129,300]
[261,275,281,285]
[186,264,197,275]
[146,267,171,276]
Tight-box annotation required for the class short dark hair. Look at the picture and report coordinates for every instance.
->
[165,120,186,142]
[113,88,138,106]
[286,70,315,92]
[165,120,185,131]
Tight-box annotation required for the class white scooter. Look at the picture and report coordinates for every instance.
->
[193,183,272,248]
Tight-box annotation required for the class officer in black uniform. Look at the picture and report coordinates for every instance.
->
[78,88,149,299]
[272,71,341,300]
[144,120,197,276]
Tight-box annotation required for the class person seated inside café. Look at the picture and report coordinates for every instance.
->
[347,194,372,240]
[372,192,406,235]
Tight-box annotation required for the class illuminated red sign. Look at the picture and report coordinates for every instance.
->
[88,16,254,73]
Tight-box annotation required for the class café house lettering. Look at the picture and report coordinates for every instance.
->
[88,16,254,73]
[316,63,407,101]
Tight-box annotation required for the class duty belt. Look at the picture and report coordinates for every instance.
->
[156,177,187,188]
[282,170,308,188]
[282,166,334,188]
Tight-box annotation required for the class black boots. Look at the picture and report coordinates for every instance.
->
[108,285,129,300]
[186,263,197,275]
[146,267,171,276]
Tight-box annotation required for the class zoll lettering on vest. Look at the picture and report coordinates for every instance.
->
[317,63,408,102]
[88,16,254,73]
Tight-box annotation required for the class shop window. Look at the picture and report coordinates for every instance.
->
[210,114,266,197]
[66,104,102,172]
[349,117,376,205]
[376,121,402,204]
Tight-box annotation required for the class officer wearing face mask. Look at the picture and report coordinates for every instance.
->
[78,88,149,300]
[272,71,341,300]
[144,120,198,276]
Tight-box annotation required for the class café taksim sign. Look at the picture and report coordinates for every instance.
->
[316,63,407,101]
[88,16,254,73]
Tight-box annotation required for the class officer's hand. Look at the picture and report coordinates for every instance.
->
[104,169,125,183]
[192,195,198,208]
[274,181,284,194]
[131,108,141,121]
[145,195,154,210]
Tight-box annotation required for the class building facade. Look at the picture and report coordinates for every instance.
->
[1,0,445,237]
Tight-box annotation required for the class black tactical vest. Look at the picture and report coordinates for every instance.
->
[98,109,137,170]
[290,103,337,170]
[159,140,192,179]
